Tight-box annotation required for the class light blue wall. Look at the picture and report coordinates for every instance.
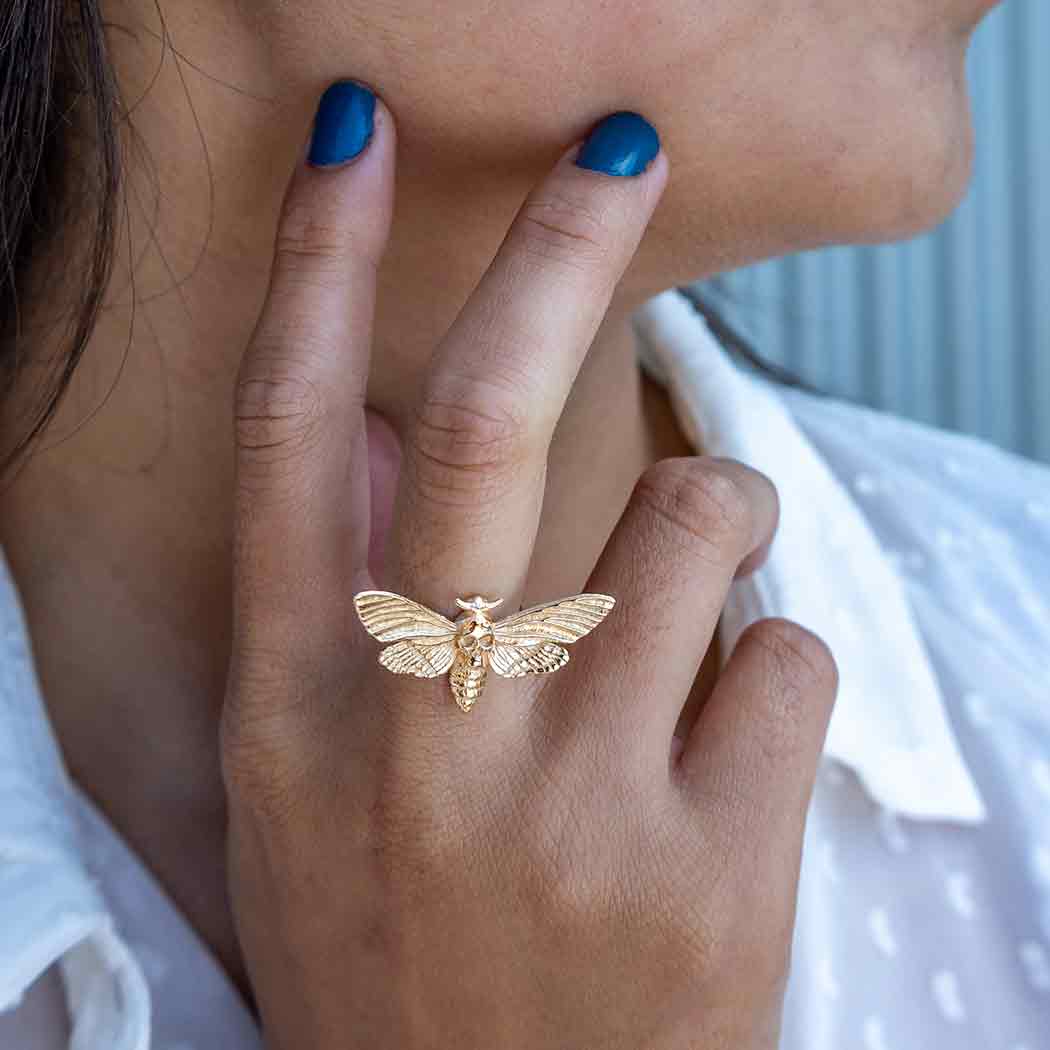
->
[695,0,1049,464]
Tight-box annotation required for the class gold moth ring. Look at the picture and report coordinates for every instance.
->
[353,590,616,712]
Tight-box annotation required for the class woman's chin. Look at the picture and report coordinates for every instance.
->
[813,47,978,246]
[875,33,982,240]
[857,106,976,244]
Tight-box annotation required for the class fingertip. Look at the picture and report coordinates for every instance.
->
[574,111,661,178]
[556,115,669,197]
[293,82,395,183]
[276,82,396,277]
[306,80,379,169]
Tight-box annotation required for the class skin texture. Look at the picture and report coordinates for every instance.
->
[0,0,997,1032]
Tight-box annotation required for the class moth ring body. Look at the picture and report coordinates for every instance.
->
[353,590,616,711]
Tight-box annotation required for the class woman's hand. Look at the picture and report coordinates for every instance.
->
[222,83,838,1050]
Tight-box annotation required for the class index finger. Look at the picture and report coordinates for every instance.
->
[233,82,395,646]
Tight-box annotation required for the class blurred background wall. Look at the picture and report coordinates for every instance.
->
[694,0,1049,464]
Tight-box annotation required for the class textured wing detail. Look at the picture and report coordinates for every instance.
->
[378,640,457,678]
[354,590,457,643]
[492,594,615,646]
[489,641,570,678]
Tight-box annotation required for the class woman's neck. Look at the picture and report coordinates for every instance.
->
[0,2,692,990]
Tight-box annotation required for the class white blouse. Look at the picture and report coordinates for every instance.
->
[1,287,1048,1049]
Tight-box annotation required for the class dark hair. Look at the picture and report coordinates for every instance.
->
[0,0,121,475]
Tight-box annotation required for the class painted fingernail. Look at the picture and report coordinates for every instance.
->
[308,81,377,167]
[574,112,660,177]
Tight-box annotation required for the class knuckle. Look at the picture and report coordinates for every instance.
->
[234,363,325,469]
[408,389,534,507]
[517,191,616,273]
[633,458,755,564]
[273,201,376,283]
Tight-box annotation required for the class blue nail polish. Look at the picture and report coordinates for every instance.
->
[574,112,660,177]
[308,81,376,167]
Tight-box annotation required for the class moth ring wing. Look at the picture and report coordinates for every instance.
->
[492,593,616,646]
[489,641,570,678]
[379,640,457,678]
[354,590,458,643]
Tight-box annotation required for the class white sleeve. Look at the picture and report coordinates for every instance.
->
[0,543,151,1050]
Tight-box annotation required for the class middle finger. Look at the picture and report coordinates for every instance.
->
[389,112,668,611]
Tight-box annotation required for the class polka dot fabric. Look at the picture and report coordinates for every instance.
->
[780,388,1050,1048]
